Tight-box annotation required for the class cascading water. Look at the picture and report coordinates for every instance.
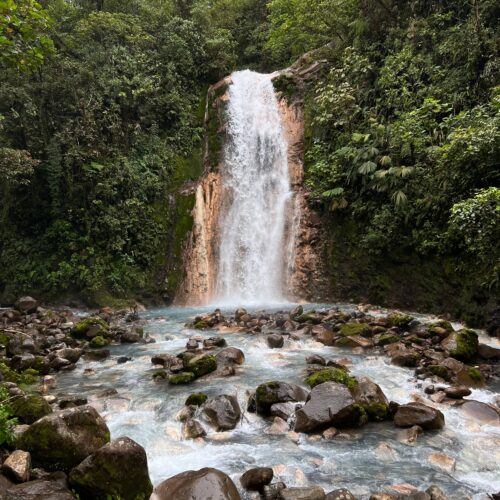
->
[215,70,295,305]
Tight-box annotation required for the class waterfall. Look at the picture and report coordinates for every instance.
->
[215,70,295,305]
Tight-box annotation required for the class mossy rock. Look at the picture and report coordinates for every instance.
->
[185,392,208,406]
[194,320,209,330]
[188,354,217,378]
[0,361,19,383]
[467,367,484,383]
[429,320,453,334]
[90,336,110,348]
[295,314,322,324]
[339,322,371,337]
[428,364,451,380]
[350,403,369,426]
[387,313,414,329]
[0,332,11,348]
[169,372,195,385]
[152,370,167,380]
[443,329,479,362]
[305,368,358,389]
[378,334,399,346]
[361,402,389,422]
[11,394,52,424]
[19,368,39,386]
[72,317,109,339]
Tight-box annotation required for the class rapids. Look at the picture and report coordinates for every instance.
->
[55,305,500,498]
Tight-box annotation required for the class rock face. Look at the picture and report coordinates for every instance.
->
[68,437,153,500]
[153,467,241,500]
[254,381,309,415]
[1,450,31,483]
[203,395,241,431]
[295,382,361,433]
[394,403,445,430]
[17,406,110,471]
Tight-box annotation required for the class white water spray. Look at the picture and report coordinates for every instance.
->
[215,70,294,305]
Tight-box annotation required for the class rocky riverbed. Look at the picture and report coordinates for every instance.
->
[0,298,499,499]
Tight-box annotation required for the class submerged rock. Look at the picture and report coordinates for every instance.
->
[17,406,110,471]
[153,467,240,500]
[68,436,153,500]
[202,395,241,431]
[182,419,206,439]
[281,486,326,499]
[393,403,445,430]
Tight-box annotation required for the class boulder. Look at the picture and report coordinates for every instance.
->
[394,403,445,430]
[240,467,273,491]
[351,376,389,421]
[153,467,240,500]
[15,297,38,314]
[478,343,500,360]
[182,419,206,439]
[55,348,83,364]
[270,402,297,420]
[17,406,110,471]
[204,337,227,348]
[254,381,309,415]
[441,329,478,362]
[151,354,178,368]
[444,386,471,399]
[461,400,500,424]
[3,479,74,500]
[188,354,217,378]
[11,394,52,424]
[1,450,31,483]
[306,354,326,366]
[68,436,153,500]
[426,485,449,500]
[390,349,420,367]
[267,334,284,348]
[202,395,241,431]
[215,347,245,366]
[295,382,363,433]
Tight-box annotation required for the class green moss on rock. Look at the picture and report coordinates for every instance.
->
[339,322,371,337]
[188,355,217,378]
[194,320,209,330]
[450,329,479,361]
[185,392,208,406]
[428,365,450,380]
[169,372,195,385]
[305,368,358,389]
[378,334,399,346]
[467,367,484,382]
[296,314,322,324]
[11,394,52,424]
[72,317,109,339]
[90,336,109,348]
[362,402,389,422]
[387,313,414,329]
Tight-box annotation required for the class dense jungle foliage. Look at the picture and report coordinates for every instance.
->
[0,1,498,320]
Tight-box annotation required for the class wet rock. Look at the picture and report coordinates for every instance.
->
[314,328,335,346]
[3,479,74,500]
[295,382,362,433]
[425,485,448,500]
[393,403,445,430]
[267,334,285,348]
[280,486,326,499]
[202,395,241,431]
[17,405,110,471]
[151,353,178,368]
[176,405,196,422]
[11,394,52,424]
[221,366,236,376]
[117,356,131,364]
[265,416,289,435]
[50,357,72,370]
[15,297,39,314]
[1,450,31,483]
[185,393,208,406]
[153,467,240,500]
[325,488,356,500]
[270,402,297,420]
[68,436,153,500]
[55,348,83,364]
[186,338,199,350]
[444,386,471,399]
[188,353,217,378]
[204,337,227,348]
[254,381,309,415]
[322,427,338,440]
[441,329,478,362]
[478,343,500,360]
[351,376,389,421]
[461,400,500,423]
[59,395,88,409]
[83,349,110,361]
[182,419,206,439]
[216,347,245,366]
[240,467,273,491]
[290,305,304,319]
[389,348,420,367]
[306,354,326,366]
[121,331,141,343]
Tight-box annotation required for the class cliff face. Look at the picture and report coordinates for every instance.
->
[174,70,328,306]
